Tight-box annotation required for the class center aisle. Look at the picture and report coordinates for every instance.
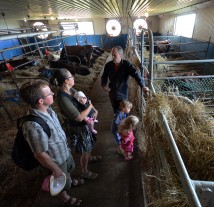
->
[72,71,145,207]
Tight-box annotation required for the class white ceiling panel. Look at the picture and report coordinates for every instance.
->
[0,0,213,20]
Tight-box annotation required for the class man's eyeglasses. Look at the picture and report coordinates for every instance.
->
[42,92,54,99]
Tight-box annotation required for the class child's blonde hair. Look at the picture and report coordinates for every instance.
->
[119,115,139,135]
[119,100,133,110]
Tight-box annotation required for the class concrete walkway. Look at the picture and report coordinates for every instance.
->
[72,72,145,207]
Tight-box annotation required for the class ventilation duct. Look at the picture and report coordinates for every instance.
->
[0,31,57,40]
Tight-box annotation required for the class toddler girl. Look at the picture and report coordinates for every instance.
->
[118,115,139,160]
[111,100,133,155]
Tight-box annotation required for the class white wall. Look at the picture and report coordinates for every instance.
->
[92,18,105,34]
[0,18,20,29]
[121,17,129,34]
[158,6,214,42]
[194,7,214,42]
[159,15,175,35]
[147,16,160,33]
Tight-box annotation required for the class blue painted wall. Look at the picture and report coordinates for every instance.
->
[0,39,23,61]
[0,35,104,60]
[59,34,127,49]
[180,37,209,59]
[0,34,128,61]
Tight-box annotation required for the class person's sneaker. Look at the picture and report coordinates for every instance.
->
[94,119,98,123]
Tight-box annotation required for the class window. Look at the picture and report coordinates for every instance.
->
[60,21,94,36]
[133,19,148,36]
[174,13,196,38]
[106,19,121,37]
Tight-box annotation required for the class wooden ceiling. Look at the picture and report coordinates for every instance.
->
[0,0,213,20]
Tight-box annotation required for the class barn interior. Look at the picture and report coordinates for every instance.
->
[1,0,214,207]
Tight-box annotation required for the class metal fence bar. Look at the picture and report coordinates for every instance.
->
[160,112,202,207]
[154,75,214,80]
[0,36,67,53]
[193,180,214,206]
[141,29,205,207]
[193,180,214,189]
[144,59,214,65]
[144,36,210,44]
[156,50,207,55]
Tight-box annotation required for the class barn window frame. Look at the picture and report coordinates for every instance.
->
[60,21,94,36]
[174,13,196,38]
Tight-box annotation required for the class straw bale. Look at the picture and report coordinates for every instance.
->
[144,94,214,180]
[137,93,214,206]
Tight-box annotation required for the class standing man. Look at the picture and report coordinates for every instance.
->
[101,46,149,113]
[19,80,82,206]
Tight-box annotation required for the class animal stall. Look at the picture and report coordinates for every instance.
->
[147,36,214,112]
[0,30,63,120]
[134,33,214,111]
[0,30,108,121]
[127,28,214,207]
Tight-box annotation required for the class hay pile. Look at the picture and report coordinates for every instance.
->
[130,50,167,76]
[129,50,169,95]
[140,93,214,206]
[127,50,167,115]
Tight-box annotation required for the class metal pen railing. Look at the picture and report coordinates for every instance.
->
[138,28,214,207]
[0,33,70,121]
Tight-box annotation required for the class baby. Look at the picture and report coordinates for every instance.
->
[74,91,98,134]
